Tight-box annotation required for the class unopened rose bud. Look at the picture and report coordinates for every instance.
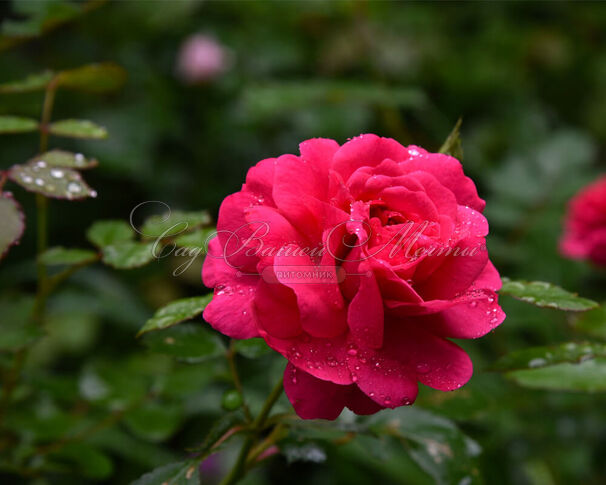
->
[176,34,230,84]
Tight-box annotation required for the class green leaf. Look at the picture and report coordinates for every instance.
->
[47,443,113,479]
[189,412,243,453]
[87,428,175,469]
[124,402,182,443]
[0,115,39,133]
[500,278,598,311]
[56,63,127,93]
[101,241,155,269]
[29,149,98,169]
[138,295,212,336]
[8,161,97,200]
[491,341,606,372]
[141,210,211,238]
[233,338,272,359]
[87,220,134,248]
[131,460,200,485]
[48,119,108,139]
[573,305,606,340]
[0,193,25,261]
[39,247,98,266]
[0,295,42,351]
[79,361,147,407]
[0,1,83,41]
[507,358,606,392]
[141,323,225,361]
[438,118,463,160]
[371,408,482,485]
[244,82,427,117]
[174,227,216,251]
[0,70,54,93]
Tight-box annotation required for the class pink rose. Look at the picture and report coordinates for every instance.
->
[202,134,505,419]
[176,34,229,83]
[560,175,606,266]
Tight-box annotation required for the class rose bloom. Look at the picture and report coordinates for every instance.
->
[176,34,229,83]
[203,135,505,419]
[560,175,606,266]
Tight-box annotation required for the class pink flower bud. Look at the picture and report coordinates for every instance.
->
[176,34,229,83]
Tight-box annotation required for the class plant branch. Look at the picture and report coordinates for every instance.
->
[226,341,252,422]
[218,376,284,485]
[33,79,58,325]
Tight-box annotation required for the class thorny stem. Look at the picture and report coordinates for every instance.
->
[226,341,252,422]
[218,376,284,485]
[0,80,59,430]
[33,78,58,324]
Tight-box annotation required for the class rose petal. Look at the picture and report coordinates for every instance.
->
[216,192,262,273]
[244,157,277,206]
[347,344,419,408]
[414,237,489,300]
[347,264,384,348]
[299,138,339,174]
[332,134,409,181]
[261,331,353,385]
[397,324,474,391]
[283,363,348,420]
[419,291,505,339]
[345,386,385,415]
[202,239,260,339]
[273,247,347,339]
[402,152,485,212]
[253,278,302,339]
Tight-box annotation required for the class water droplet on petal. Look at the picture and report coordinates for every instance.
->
[35,178,44,186]
[50,169,64,179]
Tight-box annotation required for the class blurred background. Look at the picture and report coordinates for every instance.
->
[0,1,605,484]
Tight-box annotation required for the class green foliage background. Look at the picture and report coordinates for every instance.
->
[1,1,606,484]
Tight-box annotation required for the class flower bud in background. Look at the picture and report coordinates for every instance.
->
[176,34,230,83]
[560,175,606,266]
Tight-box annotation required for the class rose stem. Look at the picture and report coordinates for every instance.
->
[219,375,284,485]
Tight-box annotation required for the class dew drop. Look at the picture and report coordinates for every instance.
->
[35,178,44,186]
[37,160,47,168]
[67,182,82,193]
[469,301,478,308]
[528,358,547,368]
[21,175,33,184]
[416,362,431,374]
[50,169,64,179]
